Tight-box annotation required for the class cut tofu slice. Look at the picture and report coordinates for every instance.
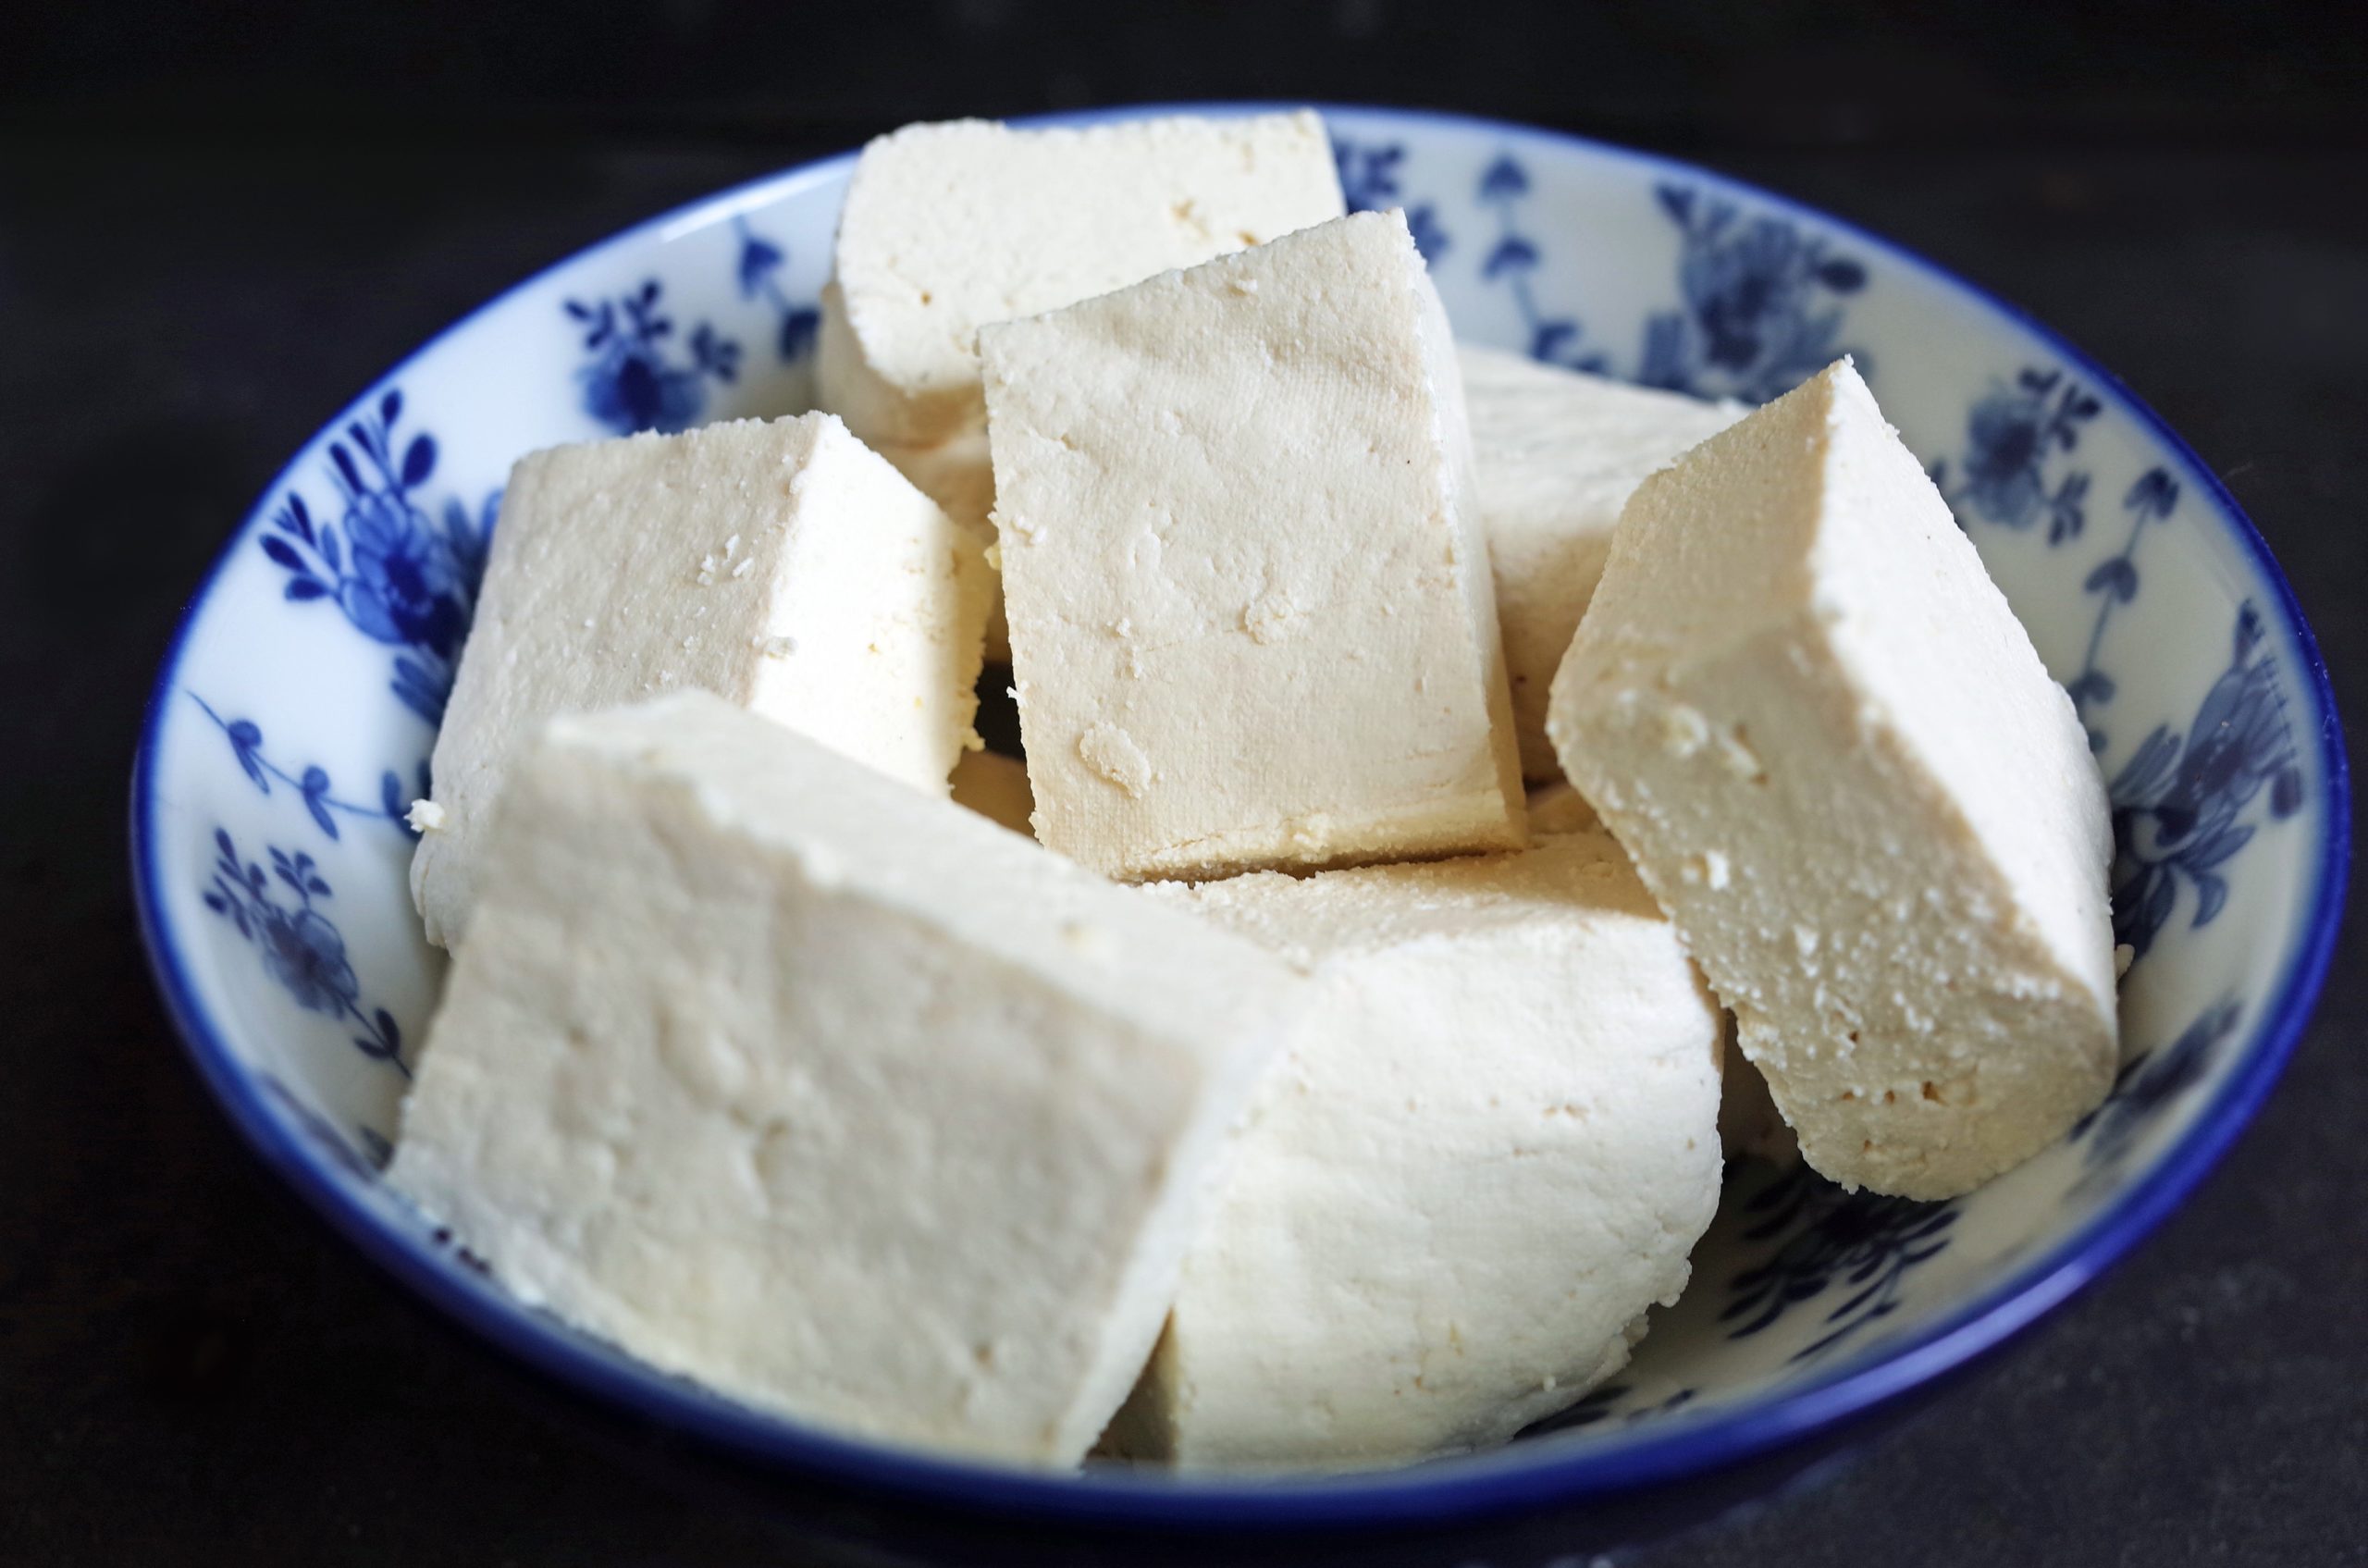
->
[409,414,991,948]
[388,692,1305,1466]
[1106,832,1723,1470]
[867,423,1010,661]
[818,111,1346,449]
[1460,344,1745,781]
[949,747,1034,837]
[1548,359,2115,1199]
[981,209,1526,880]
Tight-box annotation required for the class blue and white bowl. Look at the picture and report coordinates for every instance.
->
[131,104,2348,1558]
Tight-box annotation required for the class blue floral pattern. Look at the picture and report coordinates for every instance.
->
[732,217,821,363]
[2063,466,2183,750]
[1721,1163,1960,1361]
[191,694,425,841]
[2072,998,2244,1184]
[1931,368,2103,544]
[565,280,740,435]
[2109,602,2303,958]
[258,389,497,724]
[1476,154,1609,372]
[1330,136,1449,261]
[201,829,407,1076]
[1529,1381,1697,1437]
[1640,184,1868,402]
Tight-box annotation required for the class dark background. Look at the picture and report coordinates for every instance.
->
[4,2,2363,1562]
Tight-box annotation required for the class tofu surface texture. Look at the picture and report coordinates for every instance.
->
[818,111,1346,448]
[866,422,1012,662]
[981,209,1526,880]
[1105,833,1723,1469]
[1459,345,1745,780]
[1547,358,2116,1199]
[410,414,991,947]
[388,692,1305,1466]
[949,747,1035,836]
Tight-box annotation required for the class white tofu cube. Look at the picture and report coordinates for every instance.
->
[389,692,1306,1466]
[818,111,1346,448]
[1548,359,2116,1199]
[410,414,990,947]
[1460,345,1745,780]
[1106,832,1724,1469]
[980,210,1526,880]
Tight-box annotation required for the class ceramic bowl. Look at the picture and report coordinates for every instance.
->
[130,103,2347,1559]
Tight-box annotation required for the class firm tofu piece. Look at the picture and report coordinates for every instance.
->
[1106,833,1723,1470]
[818,111,1346,448]
[410,414,991,948]
[869,424,1011,662]
[389,693,1305,1466]
[1548,359,2116,1199]
[1460,345,1745,781]
[981,210,1526,880]
[949,748,1035,837]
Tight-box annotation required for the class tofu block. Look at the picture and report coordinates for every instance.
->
[981,210,1526,880]
[1106,833,1723,1469]
[868,423,1011,662]
[411,414,991,947]
[1548,359,2116,1199]
[949,747,1034,837]
[388,693,1305,1466]
[1460,345,1745,781]
[818,112,1346,448]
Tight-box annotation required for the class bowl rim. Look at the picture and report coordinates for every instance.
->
[130,100,2351,1531]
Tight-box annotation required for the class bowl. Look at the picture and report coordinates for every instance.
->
[130,103,2348,1559]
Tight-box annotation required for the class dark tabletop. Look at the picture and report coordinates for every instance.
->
[4,3,2363,1562]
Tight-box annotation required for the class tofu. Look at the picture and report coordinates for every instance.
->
[1105,832,1723,1469]
[981,210,1526,880]
[868,423,1010,662]
[388,692,1306,1466]
[818,112,1346,448]
[1548,359,2116,1199]
[949,747,1034,836]
[411,414,991,947]
[1460,345,1745,781]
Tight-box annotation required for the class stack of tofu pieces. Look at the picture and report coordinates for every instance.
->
[387,110,2119,1472]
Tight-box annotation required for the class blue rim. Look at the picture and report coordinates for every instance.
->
[130,102,2350,1531]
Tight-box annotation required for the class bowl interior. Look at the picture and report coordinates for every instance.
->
[132,104,2344,1521]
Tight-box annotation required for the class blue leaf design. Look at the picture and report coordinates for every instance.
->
[1655,183,1695,223]
[401,434,437,489]
[780,308,820,362]
[737,233,785,297]
[283,578,327,602]
[1816,257,1868,292]
[1478,155,1529,200]
[1530,320,1581,363]
[330,443,362,493]
[381,770,408,822]
[261,536,308,572]
[1483,236,1539,279]
[300,767,339,839]
[2085,558,2140,602]
[379,389,402,426]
